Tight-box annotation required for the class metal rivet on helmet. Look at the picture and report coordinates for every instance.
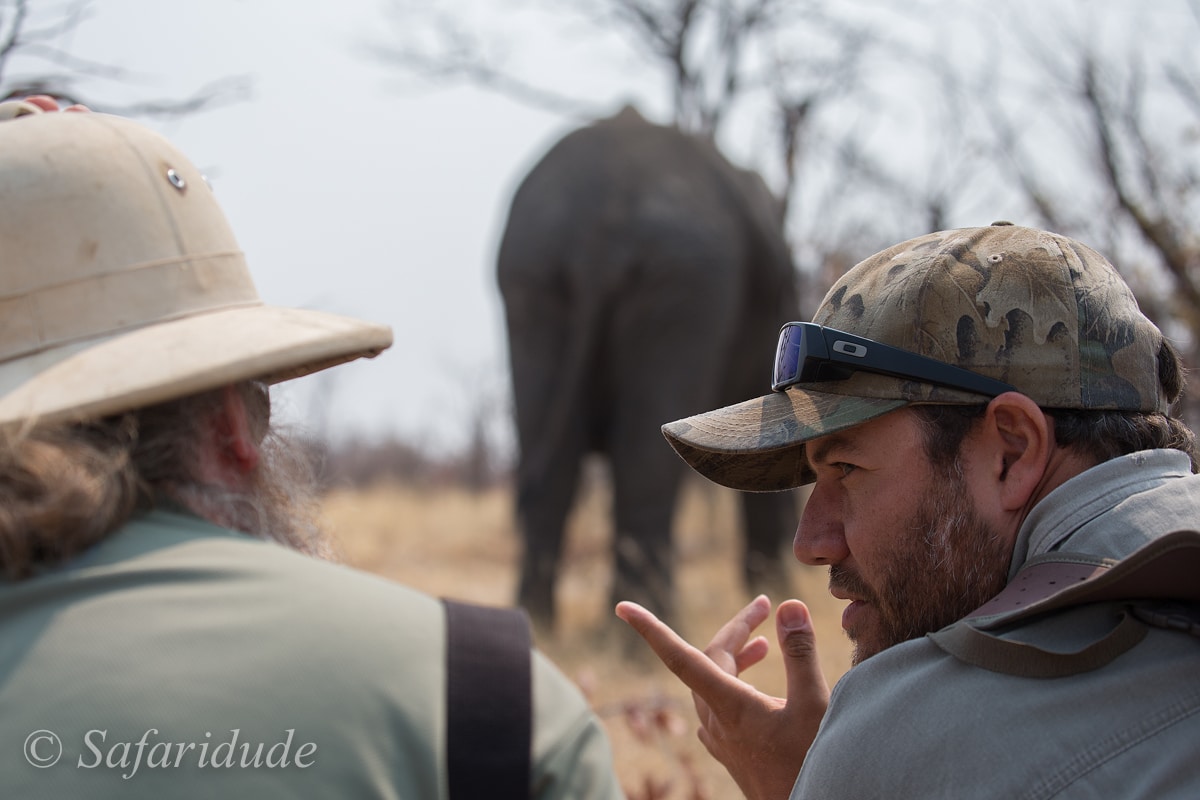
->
[166,168,186,191]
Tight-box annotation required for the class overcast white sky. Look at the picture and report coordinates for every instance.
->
[10,0,1189,455]
[31,0,657,453]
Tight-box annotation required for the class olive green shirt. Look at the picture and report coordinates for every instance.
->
[1,510,624,799]
[791,450,1200,799]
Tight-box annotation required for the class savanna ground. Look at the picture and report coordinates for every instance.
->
[321,468,852,800]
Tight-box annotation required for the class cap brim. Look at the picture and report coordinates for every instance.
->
[0,304,392,426]
[662,388,907,491]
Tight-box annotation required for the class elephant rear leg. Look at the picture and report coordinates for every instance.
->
[503,283,591,632]
[604,259,740,627]
[516,459,581,632]
[607,393,689,626]
[610,463,681,626]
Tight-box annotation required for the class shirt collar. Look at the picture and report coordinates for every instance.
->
[1008,449,1193,580]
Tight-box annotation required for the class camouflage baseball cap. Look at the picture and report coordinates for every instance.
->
[663,223,1171,491]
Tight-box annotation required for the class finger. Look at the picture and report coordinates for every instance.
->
[696,723,719,760]
[23,95,60,112]
[691,687,713,729]
[615,601,752,712]
[733,635,770,674]
[0,100,43,120]
[775,600,831,709]
[703,594,772,673]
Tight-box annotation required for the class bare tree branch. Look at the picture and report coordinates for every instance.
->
[0,0,31,85]
[370,6,600,119]
[1166,62,1200,121]
[7,41,126,81]
[375,47,599,118]
[1080,52,1200,327]
[0,0,250,119]
[376,0,817,140]
[100,76,254,118]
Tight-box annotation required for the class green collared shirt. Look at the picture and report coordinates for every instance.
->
[1,510,623,799]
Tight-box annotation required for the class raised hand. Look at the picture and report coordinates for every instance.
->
[616,595,830,800]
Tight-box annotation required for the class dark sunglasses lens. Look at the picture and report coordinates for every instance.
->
[774,325,804,388]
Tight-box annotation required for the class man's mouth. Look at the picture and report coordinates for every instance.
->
[840,599,868,633]
[829,569,874,635]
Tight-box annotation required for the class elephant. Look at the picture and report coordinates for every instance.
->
[496,105,800,629]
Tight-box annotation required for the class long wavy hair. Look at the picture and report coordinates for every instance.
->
[0,382,329,581]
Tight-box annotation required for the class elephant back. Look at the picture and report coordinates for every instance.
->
[498,105,796,319]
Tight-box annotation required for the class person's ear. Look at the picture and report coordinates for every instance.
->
[197,385,261,487]
[981,392,1052,511]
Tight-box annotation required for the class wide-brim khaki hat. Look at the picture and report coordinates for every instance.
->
[665,224,1169,492]
[0,103,392,427]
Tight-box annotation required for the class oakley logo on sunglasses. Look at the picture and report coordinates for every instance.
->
[832,341,867,358]
[771,321,1016,397]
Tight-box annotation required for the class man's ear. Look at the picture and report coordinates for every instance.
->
[195,384,261,487]
[980,392,1052,512]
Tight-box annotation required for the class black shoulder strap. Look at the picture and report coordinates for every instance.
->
[442,598,533,800]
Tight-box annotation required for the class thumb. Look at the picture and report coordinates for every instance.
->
[0,99,45,120]
[776,599,831,710]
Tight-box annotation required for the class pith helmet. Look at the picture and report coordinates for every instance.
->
[0,102,392,426]
[664,223,1171,491]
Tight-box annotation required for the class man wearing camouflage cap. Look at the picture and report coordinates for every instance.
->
[0,98,623,799]
[618,222,1200,798]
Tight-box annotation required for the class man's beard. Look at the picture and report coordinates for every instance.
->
[173,428,336,561]
[831,463,1011,665]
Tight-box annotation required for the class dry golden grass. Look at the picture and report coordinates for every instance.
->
[321,472,852,799]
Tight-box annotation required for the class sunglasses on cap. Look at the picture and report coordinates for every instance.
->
[771,322,1017,397]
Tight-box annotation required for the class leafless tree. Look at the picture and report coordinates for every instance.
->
[377,0,1200,413]
[739,0,1200,360]
[370,1,601,120]
[0,0,249,116]
[923,2,1200,413]
[377,0,797,136]
[375,0,883,226]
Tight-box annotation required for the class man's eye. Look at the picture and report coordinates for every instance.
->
[834,462,857,477]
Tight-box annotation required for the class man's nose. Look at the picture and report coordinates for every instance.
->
[793,480,849,566]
